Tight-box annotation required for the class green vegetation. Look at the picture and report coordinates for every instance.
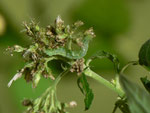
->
[7,16,150,113]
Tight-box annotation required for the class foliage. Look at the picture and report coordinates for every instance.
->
[7,16,150,113]
[140,76,150,93]
[120,75,150,113]
[77,74,94,110]
[139,39,150,67]
[7,16,94,113]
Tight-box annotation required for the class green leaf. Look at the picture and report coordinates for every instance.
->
[112,99,130,113]
[120,75,150,113]
[139,39,150,67]
[140,76,150,93]
[77,74,94,110]
[88,51,120,73]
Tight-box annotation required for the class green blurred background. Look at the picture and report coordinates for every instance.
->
[0,0,150,113]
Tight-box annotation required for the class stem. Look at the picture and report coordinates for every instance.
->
[83,68,124,97]
[53,68,71,87]
[34,68,70,112]
[38,67,70,101]
[120,61,138,74]
[68,39,72,50]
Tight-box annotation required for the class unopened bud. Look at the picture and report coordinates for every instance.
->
[32,71,41,88]
[56,16,64,25]
[69,101,77,108]
[35,25,40,32]
[14,45,25,52]
[55,16,64,32]
[22,99,33,106]
[84,27,95,37]
[74,21,84,27]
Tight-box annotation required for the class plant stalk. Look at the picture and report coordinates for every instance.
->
[83,68,124,97]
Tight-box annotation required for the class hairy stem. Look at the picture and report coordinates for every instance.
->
[83,68,124,97]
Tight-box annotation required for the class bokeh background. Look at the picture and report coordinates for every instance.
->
[0,0,150,113]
